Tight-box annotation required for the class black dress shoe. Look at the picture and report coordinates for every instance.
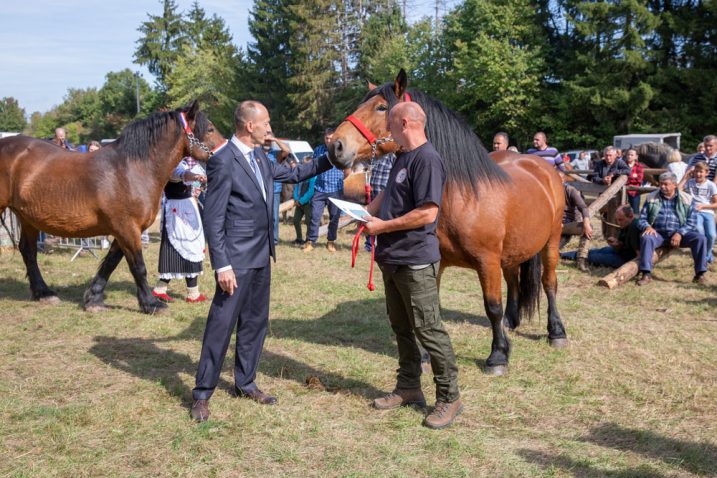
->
[235,387,277,405]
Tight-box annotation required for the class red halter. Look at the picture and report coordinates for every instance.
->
[347,92,412,291]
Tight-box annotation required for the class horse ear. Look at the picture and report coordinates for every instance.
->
[186,100,200,121]
[394,69,408,98]
[367,80,377,91]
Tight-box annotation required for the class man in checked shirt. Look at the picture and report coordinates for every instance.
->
[636,171,708,286]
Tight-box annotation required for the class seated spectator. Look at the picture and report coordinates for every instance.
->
[680,161,717,264]
[570,151,592,178]
[635,172,708,286]
[527,131,564,170]
[292,156,316,246]
[666,149,687,183]
[591,146,630,185]
[687,134,717,182]
[559,173,593,249]
[624,148,645,214]
[88,140,101,152]
[561,205,640,268]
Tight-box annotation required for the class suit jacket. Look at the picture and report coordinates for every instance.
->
[203,140,332,270]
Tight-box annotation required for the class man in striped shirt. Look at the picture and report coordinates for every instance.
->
[687,134,717,182]
[527,131,564,171]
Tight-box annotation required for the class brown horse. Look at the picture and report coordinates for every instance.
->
[329,70,568,375]
[0,101,225,314]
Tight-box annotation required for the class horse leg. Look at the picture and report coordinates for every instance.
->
[477,259,510,376]
[83,240,125,312]
[540,241,568,348]
[502,266,520,330]
[118,237,167,315]
[18,221,59,303]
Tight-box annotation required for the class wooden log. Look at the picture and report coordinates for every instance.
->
[317,215,357,237]
[586,175,628,216]
[278,200,295,214]
[597,247,673,289]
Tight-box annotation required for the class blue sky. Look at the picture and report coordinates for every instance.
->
[1,1,446,115]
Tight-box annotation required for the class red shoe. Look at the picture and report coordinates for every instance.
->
[152,290,173,302]
[186,294,207,303]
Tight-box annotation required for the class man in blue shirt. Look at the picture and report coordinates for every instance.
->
[636,172,708,285]
[264,138,290,245]
[304,128,347,252]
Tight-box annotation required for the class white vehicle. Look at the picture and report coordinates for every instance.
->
[0,132,21,139]
[274,139,314,163]
[613,133,681,151]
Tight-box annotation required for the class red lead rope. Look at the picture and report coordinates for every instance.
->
[351,183,376,291]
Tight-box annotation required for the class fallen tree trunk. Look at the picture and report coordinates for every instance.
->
[597,247,673,289]
[317,215,356,237]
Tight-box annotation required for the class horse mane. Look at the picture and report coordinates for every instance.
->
[111,106,209,162]
[367,83,509,193]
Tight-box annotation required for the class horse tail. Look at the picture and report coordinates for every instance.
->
[518,253,542,323]
[0,208,17,249]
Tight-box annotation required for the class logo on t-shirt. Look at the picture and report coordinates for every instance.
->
[395,168,407,183]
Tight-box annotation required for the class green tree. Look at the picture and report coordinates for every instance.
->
[355,2,409,84]
[0,97,28,132]
[98,69,156,136]
[441,0,548,143]
[166,44,246,134]
[134,0,186,91]
[286,0,343,137]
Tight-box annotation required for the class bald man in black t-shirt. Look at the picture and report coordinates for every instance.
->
[363,102,462,430]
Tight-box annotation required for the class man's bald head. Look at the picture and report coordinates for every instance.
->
[389,102,426,128]
[234,101,268,131]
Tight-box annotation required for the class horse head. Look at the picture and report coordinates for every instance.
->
[178,100,226,162]
[330,69,411,169]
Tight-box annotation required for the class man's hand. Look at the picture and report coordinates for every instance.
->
[362,216,385,235]
[642,226,658,237]
[606,236,618,247]
[583,219,593,240]
[217,269,237,296]
[184,171,207,184]
[670,232,682,247]
[294,200,300,208]
[604,175,613,185]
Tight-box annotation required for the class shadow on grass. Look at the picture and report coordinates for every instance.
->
[517,449,667,478]
[270,298,489,359]
[89,316,384,407]
[0,276,139,303]
[581,422,717,476]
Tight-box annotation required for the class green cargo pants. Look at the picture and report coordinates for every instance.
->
[380,261,460,403]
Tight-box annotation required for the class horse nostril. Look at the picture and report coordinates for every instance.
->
[335,140,343,153]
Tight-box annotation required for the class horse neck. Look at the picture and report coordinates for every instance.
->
[151,131,187,187]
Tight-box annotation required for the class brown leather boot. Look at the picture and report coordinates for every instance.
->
[302,242,315,253]
[326,241,337,252]
[636,272,652,286]
[373,388,426,410]
[424,399,464,429]
[191,399,210,422]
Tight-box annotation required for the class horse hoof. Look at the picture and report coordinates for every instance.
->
[484,364,508,376]
[39,295,61,305]
[144,300,168,315]
[549,337,569,348]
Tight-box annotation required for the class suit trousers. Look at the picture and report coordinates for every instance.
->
[380,262,460,403]
[193,264,271,400]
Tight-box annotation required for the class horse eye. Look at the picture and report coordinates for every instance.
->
[376,104,388,112]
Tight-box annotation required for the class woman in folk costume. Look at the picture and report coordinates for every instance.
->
[152,156,208,303]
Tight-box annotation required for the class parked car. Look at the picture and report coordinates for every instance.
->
[272,139,313,164]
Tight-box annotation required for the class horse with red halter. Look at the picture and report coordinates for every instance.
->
[329,70,567,375]
[0,101,225,314]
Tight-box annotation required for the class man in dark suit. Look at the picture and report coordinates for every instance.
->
[191,101,333,422]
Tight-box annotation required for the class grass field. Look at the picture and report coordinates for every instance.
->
[0,223,715,477]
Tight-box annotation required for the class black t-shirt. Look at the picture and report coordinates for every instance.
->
[375,141,445,265]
